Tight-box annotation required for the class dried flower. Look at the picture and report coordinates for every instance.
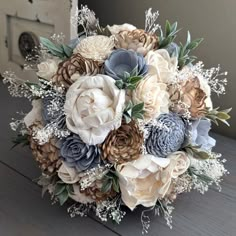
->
[108,23,136,35]
[73,35,115,61]
[101,120,143,164]
[60,134,101,171]
[145,113,186,157]
[145,49,178,84]
[104,49,148,80]
[52,53,102,88]
[64,74,125,145]
[169,77,208,118]
[132,72,169,121]
[115,29,158,56]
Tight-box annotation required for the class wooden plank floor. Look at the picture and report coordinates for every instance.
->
[0,82,235,236]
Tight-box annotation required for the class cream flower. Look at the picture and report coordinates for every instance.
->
[116,154,170,211]
[64,74,125,145]
[107,23,136,35]
[57,162,81,184]
[198,76,213,110]
[24,99,43,128]
[117,152,190,211]
[73,35,115,61]
[36,59,60,80]
[132,73,169,121]
[166,151,190,179]
[146,49,178,83]
[69,184,94,204]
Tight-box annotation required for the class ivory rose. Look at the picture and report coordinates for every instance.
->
[36,59,60,80]
[64,74,126,145]
[58,162,81,184]
[166,151,190,179]
[145,49,178,83]
[117,152,190,210]
[132,73,169,121]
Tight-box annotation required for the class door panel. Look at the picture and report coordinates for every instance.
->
[0,0,78,80]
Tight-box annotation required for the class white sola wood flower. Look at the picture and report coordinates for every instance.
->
[132,72,170,121]
[116,152,190,210]
[146,49,178,84]
[64,74,125,145]
[73,35,115,61]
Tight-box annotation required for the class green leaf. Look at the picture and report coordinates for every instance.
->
[115,80,124,89]
[57,190,69,206]
[101,179,112,193]
[128,76,143,85]
[165,20,171,36]
[132,102,144,114]
[112,178,120,193]
[62,44,73,58]
[54,184,66,196]
[184,144,210,160]
[96,26,112,37]
[206,107,231,126]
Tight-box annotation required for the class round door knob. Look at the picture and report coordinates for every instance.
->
[18,31,39,58]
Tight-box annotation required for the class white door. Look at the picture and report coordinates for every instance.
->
[0,0,78,80]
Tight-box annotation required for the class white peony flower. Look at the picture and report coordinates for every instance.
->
[73,35,115,61]
[107,23,137,35]
[132,73,170,121]
[117,152,190,211]
[64,74,125,145]
[146,49,178,83]
[36,59,60,80]
[57,162,81,184]
[24,99,43,128]
[116,154,170,211]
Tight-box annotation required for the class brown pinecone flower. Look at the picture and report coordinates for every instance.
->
[52,53,102,88]
[169,77,207,118]
[29,123,61,175]
[82,179,116,202]
[101,120,143,164]
[115,29,158,56]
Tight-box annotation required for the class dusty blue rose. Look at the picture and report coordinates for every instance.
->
[60,134,101,171]
[104,49,148,80]
[188,119,216,151]
[42,96,66,128]
[145,113,186,157]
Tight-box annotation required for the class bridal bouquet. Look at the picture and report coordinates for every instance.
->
[3,6,231,233]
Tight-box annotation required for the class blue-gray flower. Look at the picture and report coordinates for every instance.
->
[188,119,216,151]
[60,134,101,171]
[104,49,148,80]
[145,113,186,157]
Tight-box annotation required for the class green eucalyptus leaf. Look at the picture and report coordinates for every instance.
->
[57,190,69,206]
